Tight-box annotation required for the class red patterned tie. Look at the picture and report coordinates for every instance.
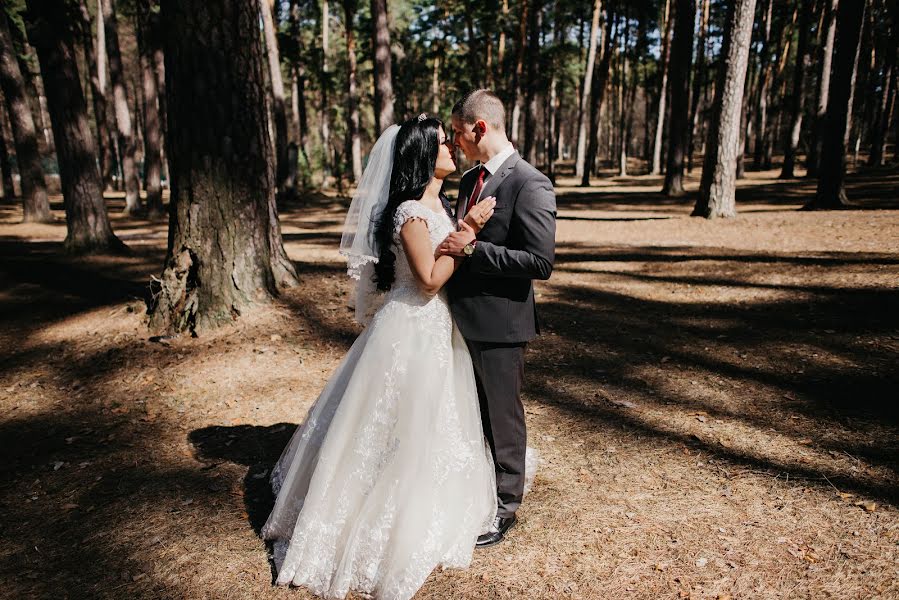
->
[465,166,487,215]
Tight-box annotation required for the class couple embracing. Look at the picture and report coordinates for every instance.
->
[261,89,557,600]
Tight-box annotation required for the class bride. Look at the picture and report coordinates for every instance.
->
[261,114,500,599]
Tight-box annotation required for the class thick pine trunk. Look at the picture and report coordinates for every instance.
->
[662,0,695,196]
[651,0,673,175]
[575,0,601,182]
[26,0,124,253]
[260,0,291,199]
[101,0,141,214]
[869,7,898,167]
[781,0,814,178]
[0,110,15,198]
[343,0,362,182]
[152,0,298,334]
[77,0,114,190]
[809,0,866,209]
[808,0,839,177]
[752,0,773,170]
[693,0,757,219]
[136,0,164,217]
[584,14,614,184]
[0,13,51,222]
[371,0,394,133]
[688,0,710,173]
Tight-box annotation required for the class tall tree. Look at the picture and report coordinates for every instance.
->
[522,0,541,164]
[693,0,757,218]
[343,0,362,182]
[0,106,15,198]
[0,12,51,222]
[752,0,774,170]
[651,0,673,175]
[320,0,332,184]
[662,0,695,196]
[869,3,898,167]
[152,0,298,334]
[371,0,394,133]
[510,0,529,144]
[809,0,867,209]
[260,0,291,199]
[781,0,814,178]
[25,0,124,252]
[583,10,614,185]
[807,0,839,176]
[575,0,601,183]
[136,0,163,217]
[101,0,141,214]
[76,0,114,190]
[688,0,710,172]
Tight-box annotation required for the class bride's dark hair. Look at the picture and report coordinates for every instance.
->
[373,115,454,291]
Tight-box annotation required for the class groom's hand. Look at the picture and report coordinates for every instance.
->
[437,220,477,257]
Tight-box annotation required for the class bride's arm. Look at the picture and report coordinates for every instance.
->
[400,219,462,296]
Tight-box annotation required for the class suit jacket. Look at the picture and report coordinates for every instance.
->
[448,151,557,343]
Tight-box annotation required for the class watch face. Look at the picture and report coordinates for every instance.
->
[464,244,474,256]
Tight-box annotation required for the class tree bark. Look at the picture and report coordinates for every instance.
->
[575,0,601,181]
[101,0,141,214]
[752,0,773,169]
[0,13,51,222]
[869,4,898,167]
[510,0,529,145]
[662,0,695,196]
[343,0,362,182]
[693,0,757,219]
[0,106,15,198]
[809,0,866,209]
[260,0,291,198]
[76,0,114,190]
[320,0,332,185]
[152,0,298,335]
[371,0,394,133]
[26,0,124,253]
[522,0,540,164]
[781,0,814,178]
[651,0,673,175]
[808,0,839,177]
[584,12,614,184]
[688,0,710,172]
[136,0,164,217]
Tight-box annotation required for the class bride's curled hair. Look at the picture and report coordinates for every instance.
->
[373,115,453,291]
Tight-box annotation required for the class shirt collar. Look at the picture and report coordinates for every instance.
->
[482,143,515,176]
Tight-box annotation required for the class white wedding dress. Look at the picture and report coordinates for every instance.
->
[261,200,497,600]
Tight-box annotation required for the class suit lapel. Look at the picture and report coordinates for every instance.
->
[477,151,521,206]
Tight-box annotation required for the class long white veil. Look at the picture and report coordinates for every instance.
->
[339,124,400,324]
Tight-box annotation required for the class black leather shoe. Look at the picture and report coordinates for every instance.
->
[476,514,517,548]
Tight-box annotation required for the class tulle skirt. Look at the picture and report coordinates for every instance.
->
[261,289,497,600]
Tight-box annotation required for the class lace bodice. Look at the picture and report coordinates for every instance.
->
[390,200,455,290]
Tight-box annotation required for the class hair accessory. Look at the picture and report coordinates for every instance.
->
[417,113,427,122]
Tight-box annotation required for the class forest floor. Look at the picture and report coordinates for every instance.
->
[1,165,898,600]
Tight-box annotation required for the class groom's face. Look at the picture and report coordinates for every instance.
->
[451,116,484,163]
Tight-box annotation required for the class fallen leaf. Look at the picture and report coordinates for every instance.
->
[854,501,876,512]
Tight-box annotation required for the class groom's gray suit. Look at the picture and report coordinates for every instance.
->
[448,150,556,519]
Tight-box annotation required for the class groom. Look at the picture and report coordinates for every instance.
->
[438,89,556,547]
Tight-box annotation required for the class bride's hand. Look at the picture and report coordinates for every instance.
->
[463,197,496,233]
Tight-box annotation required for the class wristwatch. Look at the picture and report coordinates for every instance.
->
[462,241,477,256]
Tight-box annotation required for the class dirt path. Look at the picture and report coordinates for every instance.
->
[1,169,897,599]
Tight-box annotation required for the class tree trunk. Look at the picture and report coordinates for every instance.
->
[0,13,51,222]
[688,0,710,172]
[809,0,866,209]
[136,0,164,217]
[584,13,614,183]
[320,0,332,185]
[510,0,529,145]
[868,4,897,167]
[522,0,540,164]
[752,0,773,169]
[693,0,757,219]
[371,0,394,133]
[808,0,839,176]
[781,0,814,178]
[26,0,124,253]
[76,0,114,190]
[260,0,291,199]
[343,0,362,182]
[101,0,141,214]
[0,107,15,198]
[152,0,298,335]
[575,0,601,181]
[662,0,695,196]
[651,0,673,175]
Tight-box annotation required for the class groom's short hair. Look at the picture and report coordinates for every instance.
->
[452,89,506,133]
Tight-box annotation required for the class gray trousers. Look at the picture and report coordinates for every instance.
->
[466,340,527,519]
